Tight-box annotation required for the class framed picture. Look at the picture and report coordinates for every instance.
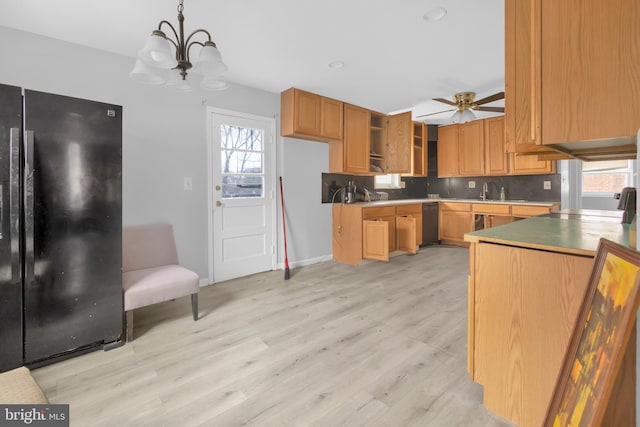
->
[544,238,640,427]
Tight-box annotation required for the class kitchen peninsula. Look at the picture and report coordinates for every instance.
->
[465,211,635,427]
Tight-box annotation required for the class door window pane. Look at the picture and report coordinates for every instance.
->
[220,125,264,198]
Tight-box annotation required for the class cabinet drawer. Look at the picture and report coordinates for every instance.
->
[511,205,551,217]
[362,206,396,219]
[473,204,510,215]
[396,204,422,215]
[440,202,472,212]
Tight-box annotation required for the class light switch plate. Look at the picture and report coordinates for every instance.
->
[544,180,551,190]
[468,181,476,189]
[184,177,193,191]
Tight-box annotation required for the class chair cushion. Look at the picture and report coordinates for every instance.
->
[123,265,199,311]
[0,367,48,404]
[122,224,179,272]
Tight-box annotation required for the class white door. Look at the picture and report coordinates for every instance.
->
[207,108,276,283]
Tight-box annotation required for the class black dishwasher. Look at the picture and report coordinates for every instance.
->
[422,203,440,246]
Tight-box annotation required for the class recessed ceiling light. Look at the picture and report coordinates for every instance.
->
[424,7,447,22]
[328,61,344,69]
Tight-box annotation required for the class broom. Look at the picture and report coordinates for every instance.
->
[279,176,290,280]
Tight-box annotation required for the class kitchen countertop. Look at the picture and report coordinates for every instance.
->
[348,198,558,207]
[464,209,631,256]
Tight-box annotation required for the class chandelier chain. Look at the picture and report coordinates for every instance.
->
[178,0,184,14]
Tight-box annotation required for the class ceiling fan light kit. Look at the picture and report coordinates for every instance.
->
[129,0,229,92]
[416,91,505,123]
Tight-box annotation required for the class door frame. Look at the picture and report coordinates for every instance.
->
[206,107,277,284]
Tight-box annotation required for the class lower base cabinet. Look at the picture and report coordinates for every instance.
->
[439,203,473,245]
[333,204,422,265]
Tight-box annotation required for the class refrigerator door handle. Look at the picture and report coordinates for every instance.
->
[9,128,21,280]
[24,130,34,286]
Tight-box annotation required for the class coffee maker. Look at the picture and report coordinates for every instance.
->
[344,180,356,204]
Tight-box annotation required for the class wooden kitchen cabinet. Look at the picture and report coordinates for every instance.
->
[396,204,422,247]
[332,204,421,265]
[345,105,371,174]
[330,107,411,175]
[511,204,554,218]
[411,121,427,176]
[484,117,509,176]
[458,120,485,176]
[505,0,639,158]
[439,202,472,246]
[362,206,396,259]
[385,112,412,173]
[281,88,343,142]
[437,124,459,177]
[509,152,555,175]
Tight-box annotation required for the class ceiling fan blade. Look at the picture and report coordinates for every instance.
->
[433,98,457,106]
[475,106,505,112]
[473,91,505,105]
[415,108,457,118]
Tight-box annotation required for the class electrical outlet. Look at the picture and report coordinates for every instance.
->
[184,177,193,191]
[544,180,551,190]
[468,181,476,189]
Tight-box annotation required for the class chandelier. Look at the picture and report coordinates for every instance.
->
[129,0,229,91]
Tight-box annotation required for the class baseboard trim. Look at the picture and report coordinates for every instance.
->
[278,254,333,270]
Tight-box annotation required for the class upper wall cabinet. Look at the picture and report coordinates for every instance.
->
[437,124,460,177]
[281,88,343,142]
[438,117,554,177]
[505,0,640,159]
[329,108,411,175]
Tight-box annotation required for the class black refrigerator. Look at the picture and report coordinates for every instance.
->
[0,84,122,372]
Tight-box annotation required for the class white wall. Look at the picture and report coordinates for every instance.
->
[0,26,332,283]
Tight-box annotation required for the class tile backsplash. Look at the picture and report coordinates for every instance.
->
[321,173,561,203]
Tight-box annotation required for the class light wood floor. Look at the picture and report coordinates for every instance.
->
[32,245,513,427]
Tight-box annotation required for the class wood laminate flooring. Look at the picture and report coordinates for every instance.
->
[32,245,514,427]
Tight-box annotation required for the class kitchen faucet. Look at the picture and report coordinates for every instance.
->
[481,182,488,200]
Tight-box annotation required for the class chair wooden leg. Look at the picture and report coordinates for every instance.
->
[126,310,134,342]
[191,293,198,321]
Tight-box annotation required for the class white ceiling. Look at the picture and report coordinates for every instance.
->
[0,0,505,124]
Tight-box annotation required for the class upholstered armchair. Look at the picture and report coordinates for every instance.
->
[122,224,199,341]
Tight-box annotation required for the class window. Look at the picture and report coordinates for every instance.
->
[581,160,634,195]
[220,125,264,198]
[374,174,405,189]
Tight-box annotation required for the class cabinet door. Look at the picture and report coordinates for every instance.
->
[363,220,389,261]
[540,0,640,145]
[396,216,417,254]
[321,97,343,141]
[484,117,509,176]
[509,153,555,175]
[343,104,370,174]
[396,204,422,245]
[504,0,564,156]
[293,89,321,136]
[412,122,427,176]
[437,124,460,177]
[458,120,485,176]
[385,112,412,173]
[439,210,473,244]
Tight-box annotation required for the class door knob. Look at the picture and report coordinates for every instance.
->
[216,200,222,207]
[215,185,221,191]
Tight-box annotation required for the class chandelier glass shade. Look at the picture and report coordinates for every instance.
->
[129,0,229,92]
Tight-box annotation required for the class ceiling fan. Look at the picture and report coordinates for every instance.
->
[416,91,505,123]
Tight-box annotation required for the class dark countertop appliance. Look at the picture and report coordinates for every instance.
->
[0,84,123,372]
[615,187,636,224]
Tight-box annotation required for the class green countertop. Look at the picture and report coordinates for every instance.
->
[465,212,632,256]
